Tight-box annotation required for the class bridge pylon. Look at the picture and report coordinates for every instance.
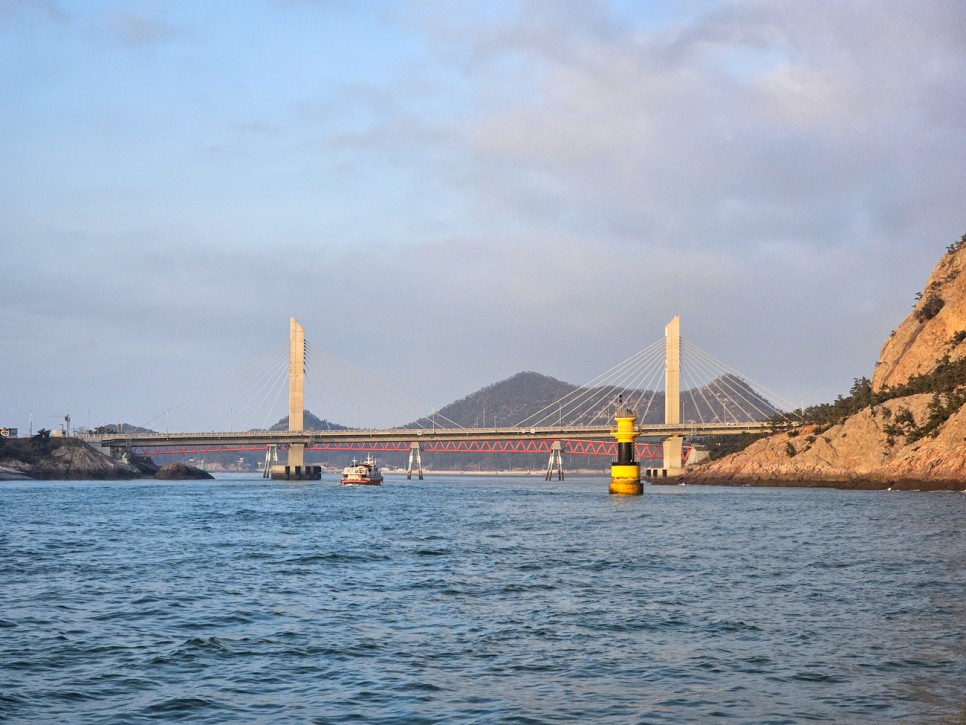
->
[268,317,321,481]
[662,315,686,477]
[643,315,687,480]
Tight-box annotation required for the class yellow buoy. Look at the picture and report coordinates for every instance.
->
[610,402,642,495]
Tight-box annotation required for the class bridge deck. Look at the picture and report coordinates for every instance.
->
[95,421,783,449]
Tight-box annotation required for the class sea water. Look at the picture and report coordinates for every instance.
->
[1,475,964,723]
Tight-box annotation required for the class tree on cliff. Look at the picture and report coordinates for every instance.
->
[31,428,52,454]
[945,233,966,254]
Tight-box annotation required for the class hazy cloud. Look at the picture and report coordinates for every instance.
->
[1,0,964,431]
[109,12,178,46]
[0,0,66,23]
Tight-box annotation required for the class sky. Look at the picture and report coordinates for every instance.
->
[2,0,965,433]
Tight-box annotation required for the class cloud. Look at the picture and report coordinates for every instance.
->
[384,0,966,392]
[108,11,178,46]
[0,0,66,23]
[2,0,965,432]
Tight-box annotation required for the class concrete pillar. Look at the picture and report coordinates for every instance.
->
[288,317,305,469]
[663,435,684,475]
[664,316,684,475]
[665,315,680,426]
[407,442,423,480]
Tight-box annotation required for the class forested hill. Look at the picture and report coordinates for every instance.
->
[433,371,577,427]
[270,411,348,431]
[414,371,780,429]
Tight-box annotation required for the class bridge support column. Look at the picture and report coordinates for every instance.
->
[287,317,305,471]
[662,435,685,476]
[269,317,320,480]
[545,441,564,481]
[610,401,642,495]
[653,314,686,479]
[263,444,278,479]
[407,442,423,480]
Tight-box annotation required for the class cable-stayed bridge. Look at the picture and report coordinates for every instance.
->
[95,317,798,479]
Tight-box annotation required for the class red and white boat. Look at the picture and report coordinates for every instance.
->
[340,455,384,486]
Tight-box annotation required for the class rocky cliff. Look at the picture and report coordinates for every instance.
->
[683,237,966,491]
[0,436,225,481]
[0,438,144,480]
[874,238,966,391]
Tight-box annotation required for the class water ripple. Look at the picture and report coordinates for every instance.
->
[1,477,964,723]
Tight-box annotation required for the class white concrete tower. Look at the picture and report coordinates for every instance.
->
[288,316,305,469]
[663,315,684,474]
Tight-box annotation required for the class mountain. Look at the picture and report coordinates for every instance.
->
[269,411,348,432]
[429,371,578,427]
[683,235,966,490]
[406,370,779,429]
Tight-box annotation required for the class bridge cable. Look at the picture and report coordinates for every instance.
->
[137,340,289,433]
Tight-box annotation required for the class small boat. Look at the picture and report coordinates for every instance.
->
[341,455,384,486]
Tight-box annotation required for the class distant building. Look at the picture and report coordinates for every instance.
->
[0,427,18,438]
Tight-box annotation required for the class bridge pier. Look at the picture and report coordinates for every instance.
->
[273,463,323,481]
[662,435,685,477]
[545,441,564,481]
[262,444,278,479]
[407,442,423,480]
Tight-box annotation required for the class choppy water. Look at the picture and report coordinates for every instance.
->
[1,475,964,723]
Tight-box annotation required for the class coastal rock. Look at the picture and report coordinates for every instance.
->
[0,465,34,480]
[874,402,966,484]
[685,241,966,490]
[682,394,951,488]
[154,462,214,480]
[0,439,143,480]
[873,240,966,391]
[38,442,143,480]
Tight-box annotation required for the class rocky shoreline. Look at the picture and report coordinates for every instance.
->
[655,477,966,492]
[680,238,966,491]
[0,437,212,481]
